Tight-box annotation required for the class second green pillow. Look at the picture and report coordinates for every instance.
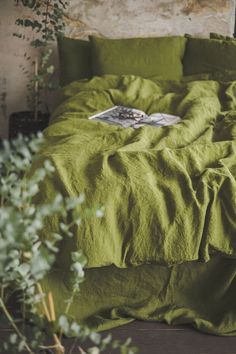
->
[183,37,236,76]
[57,36,92,86]
[89,36,187,80]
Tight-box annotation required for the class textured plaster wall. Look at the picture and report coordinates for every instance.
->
[0,0,235,138]
[66,0,236,39]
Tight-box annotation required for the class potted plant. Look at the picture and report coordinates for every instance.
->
[9,0,68,139]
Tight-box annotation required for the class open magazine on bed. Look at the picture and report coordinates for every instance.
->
[89,106,181,128]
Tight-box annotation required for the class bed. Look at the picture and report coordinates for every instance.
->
[34,34,236,336]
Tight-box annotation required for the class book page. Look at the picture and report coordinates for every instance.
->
[89,107,181,129]
[89,106,146,128]
[134,113,181,128]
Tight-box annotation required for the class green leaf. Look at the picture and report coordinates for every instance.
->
[90,332,101,345]
[102,333,112,345]
[18,263,30,277]
[60,222,68,232]
[3,343,9,350]
[88,347,100,354]
[43,159,55,173]
[44,240,58,253]
[70,321,80,335]
[124,338,132,346]
[71,251,87,267]
[70,262,84,278]
[78,193,85,204]
[75,218,81,226]
[18,339,26,352]
[52,233,63,241]
[58,315,69,333]
[30,39,44,47]
[96,208,104,218]
[9,333,18,344]
[13,33,22,38]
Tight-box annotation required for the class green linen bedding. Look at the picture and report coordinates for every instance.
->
[35,74,236,335]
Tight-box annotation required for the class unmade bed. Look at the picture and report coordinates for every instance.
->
[33,35,236,336]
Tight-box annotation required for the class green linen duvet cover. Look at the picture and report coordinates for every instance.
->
[34,74,236,335]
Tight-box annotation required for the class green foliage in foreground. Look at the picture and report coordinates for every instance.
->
[0,134,138,354]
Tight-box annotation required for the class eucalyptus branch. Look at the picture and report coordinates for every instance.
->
[0,135,136,353]
[34,57,39,120]
[43,0,50,45]
[15,0,103,37]
[36,284,64,353]
[13,0,68,116]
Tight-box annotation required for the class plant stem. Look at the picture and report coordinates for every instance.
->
[0,286,4,300]
[34,57,39,121]
[48,291,56,321]
[64,288,77,315]
[36,283,51,321]
[78,347,87,354]
[69,337,79,354]
[1,195,5,208]
[58,285,77,343]
[0,297,33,354]
[44,0,50,44]
[36,283,64,354]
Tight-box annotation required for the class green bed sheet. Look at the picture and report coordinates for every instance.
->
[35,74,236,335]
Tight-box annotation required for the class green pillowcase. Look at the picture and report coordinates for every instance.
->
[57,36,92,86]
[209,32,235,41]
[183,37,236,76]
[212,69,236,82]
[89,36,186,80]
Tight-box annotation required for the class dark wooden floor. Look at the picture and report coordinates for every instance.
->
[2,320,236,353]
[62,320,236,354]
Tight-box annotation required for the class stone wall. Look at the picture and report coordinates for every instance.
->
[0,0,235,138]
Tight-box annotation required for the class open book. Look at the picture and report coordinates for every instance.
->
[89,106,181,129]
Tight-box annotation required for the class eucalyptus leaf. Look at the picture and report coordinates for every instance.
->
[88,347,100,354]
[18,263,31,277]
[90,332,101,345]
[9,333,18,344]
[58,315,69,333]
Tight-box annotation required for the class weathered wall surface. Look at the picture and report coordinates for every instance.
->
[0,0,235,138]
[66,0,236,39]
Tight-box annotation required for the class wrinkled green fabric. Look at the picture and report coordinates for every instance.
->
[36,74,236,335]
[42,257,236,335]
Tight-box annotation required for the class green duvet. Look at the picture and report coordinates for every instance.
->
[37,74,236,335]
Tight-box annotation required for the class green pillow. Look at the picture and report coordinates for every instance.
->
[183,37,236,76]
[212,69,236,82]
[89,36,187,80]
[209,32,235,41]
[57,36,92,86]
